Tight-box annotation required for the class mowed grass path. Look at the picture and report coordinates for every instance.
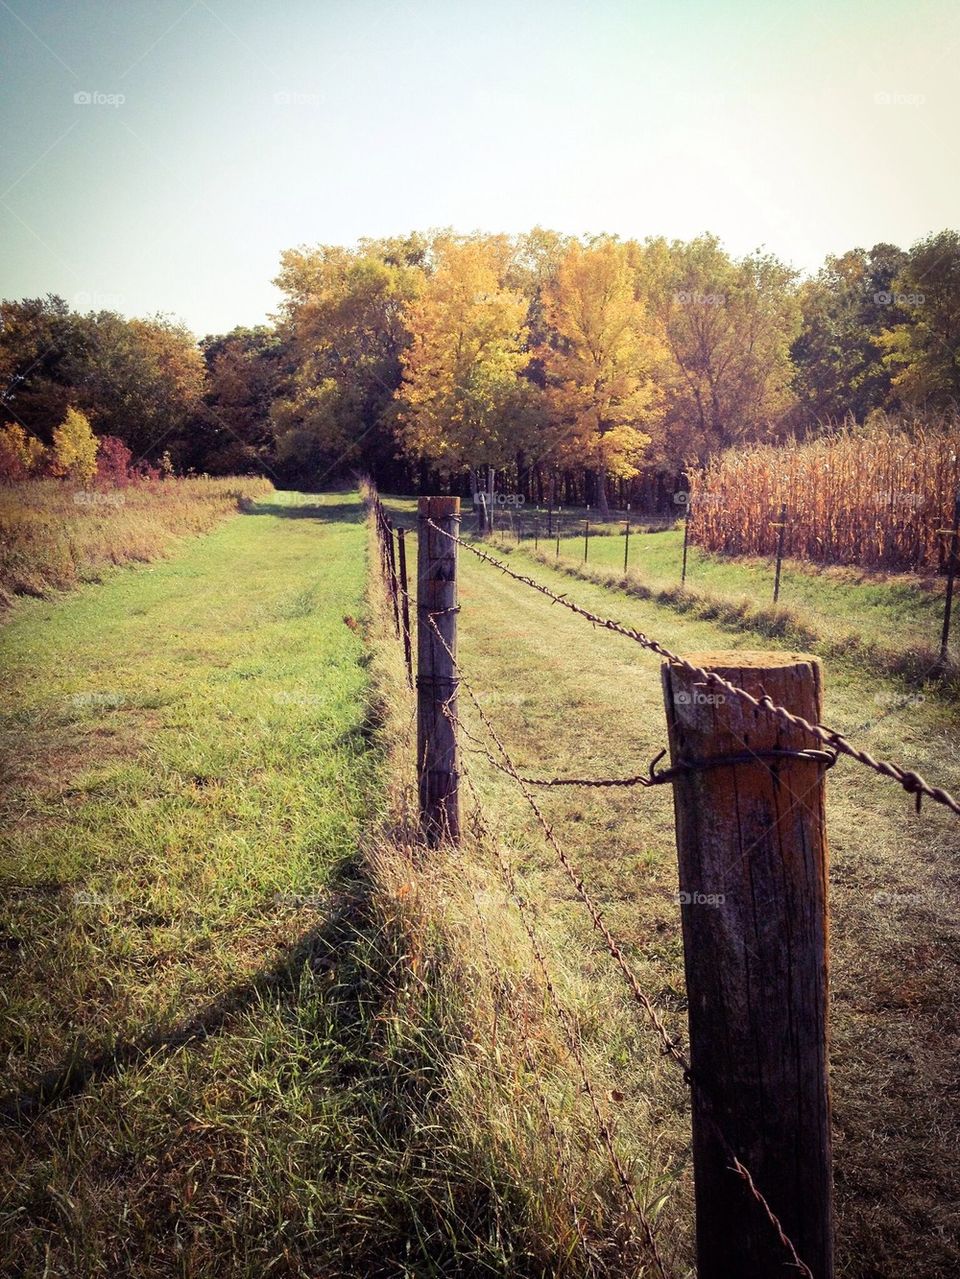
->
[0,493,404,1276]
[388,499,960,1278]
[1,492,374,1092]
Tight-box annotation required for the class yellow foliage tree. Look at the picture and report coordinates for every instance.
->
[539,239,666,518]
[399,237,535,490]
[52,407,99,483]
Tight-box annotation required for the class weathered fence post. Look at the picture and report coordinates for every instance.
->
[397,526,413,687]
[681,503,691,585]
[584,519,590,563]
[385,519,401,638]
[661,652,833,1279]
[773,502,788,603]
[623,520,630,573]
[417,497,461,846]
[938,487,960,667]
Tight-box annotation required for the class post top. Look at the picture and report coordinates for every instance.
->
[676,650,819,671]
[419,496,461,516]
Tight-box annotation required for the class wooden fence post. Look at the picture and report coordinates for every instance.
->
[773,502,788,603]
[397,526,413,687]
[681,504,691,585]
[417,497,461,846]
[385,519,401,638]
[584,519,590,563]
[661,651,833,1279]
[623,520,630,573]
[938,487,960,667]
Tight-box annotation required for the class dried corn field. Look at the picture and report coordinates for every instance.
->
[689,420,960,572]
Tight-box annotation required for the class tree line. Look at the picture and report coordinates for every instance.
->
[2,228,957,509]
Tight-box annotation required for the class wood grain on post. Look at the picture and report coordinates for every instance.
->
[417,497,461,845]
[661,651,833,1279]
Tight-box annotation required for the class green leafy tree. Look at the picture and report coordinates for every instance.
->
[878,230,960,406]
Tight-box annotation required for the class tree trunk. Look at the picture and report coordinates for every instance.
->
[597,457,611,521]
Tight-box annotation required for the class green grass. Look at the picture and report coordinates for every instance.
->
[0,491,544,1278]
[382,494,960,1279]
[482,516,956,687]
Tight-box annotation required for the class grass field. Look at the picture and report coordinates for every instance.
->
[0,475,273,606]
[3,489,958,1277]
[0,491,548,1277]
[481,507,956,686]
[382,493,960,1277]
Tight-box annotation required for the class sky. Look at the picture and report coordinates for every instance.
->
[1,0,957,338]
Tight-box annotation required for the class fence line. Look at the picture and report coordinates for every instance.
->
[425,611,818,1278]
[425,518,960,820]
[364,485,951,1275]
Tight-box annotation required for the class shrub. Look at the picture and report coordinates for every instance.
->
[0,423,46,481]
[51,408,99,483]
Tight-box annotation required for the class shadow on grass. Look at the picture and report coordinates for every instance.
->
[0,860,369,1127]
[240,497,364,523]
[0,856,549,1276]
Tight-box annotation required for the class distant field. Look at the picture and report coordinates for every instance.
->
[0,475,273,606]
[382,492,960,1277]
[473,509,954,679]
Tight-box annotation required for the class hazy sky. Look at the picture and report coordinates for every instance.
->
[1,0,957,337]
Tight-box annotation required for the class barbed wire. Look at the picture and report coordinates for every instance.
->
[426,518,960,820]
[367,495,815,1275]
[425,612,691,1076]
[426,611,816,1279]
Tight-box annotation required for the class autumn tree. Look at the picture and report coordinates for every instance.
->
[198,326,288,474]
[539,238,666,518]
[0,422,46,479]
[271,237,425,484]
[398,236,537,499]
[791,243,908,422]
[640,236,800,467]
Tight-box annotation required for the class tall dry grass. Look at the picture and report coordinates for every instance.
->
[0,475,273,607]
[690,415,960,571]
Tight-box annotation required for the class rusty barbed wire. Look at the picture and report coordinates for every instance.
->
[426,518,960,820]
[428,613,817,1279]
[426,612,691,1077]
